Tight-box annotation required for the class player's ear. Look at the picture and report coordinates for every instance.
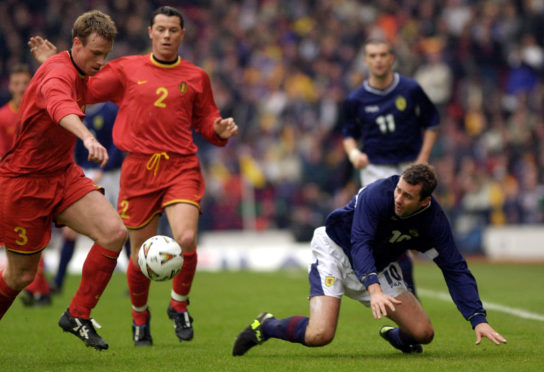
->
[420,195,431,207]
[73,37,82,49]
[148,26,153,40]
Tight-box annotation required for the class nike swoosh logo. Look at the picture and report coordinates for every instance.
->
[137,80,147,85]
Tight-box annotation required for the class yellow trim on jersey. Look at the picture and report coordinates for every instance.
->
[149,53,181,68]
[146,152,170,176]
[163,199,201,210]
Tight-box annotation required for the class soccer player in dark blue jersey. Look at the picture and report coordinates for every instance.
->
[343,38,440,298]
[233,164,506,356]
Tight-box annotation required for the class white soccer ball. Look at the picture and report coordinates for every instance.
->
[137,235,183,281]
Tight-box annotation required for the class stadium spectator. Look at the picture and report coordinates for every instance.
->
[0,10,127,351]
[232,163,507,356]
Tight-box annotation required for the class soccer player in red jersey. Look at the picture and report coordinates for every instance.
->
[85,6,239,346]
[0,11,127,350]
[0,64,31,158]
[30,6,239,346]
[0,63,53,306]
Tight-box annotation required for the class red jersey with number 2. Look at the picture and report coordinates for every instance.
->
[85,54,226,155]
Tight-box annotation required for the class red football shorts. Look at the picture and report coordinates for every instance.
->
[0,163,100,254]
[118,152,205,229]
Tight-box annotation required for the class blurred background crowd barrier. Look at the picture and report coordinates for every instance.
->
[2,0,544,256]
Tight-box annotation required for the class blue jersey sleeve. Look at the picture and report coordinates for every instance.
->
[341,93,362,140]
[413,84,440,130]
[429,212,488,328]
[349,185,384,287]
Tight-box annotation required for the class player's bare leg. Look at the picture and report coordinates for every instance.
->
[305,295,341,346]
[165,203,199,341]
[232,295,340,356]
[127,215,160,346]
[55,190,127,350]
[0,251,43,319]
[380,291,433,353]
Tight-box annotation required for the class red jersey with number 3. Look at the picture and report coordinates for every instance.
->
[85,54,226,155]
[0,51,86,175]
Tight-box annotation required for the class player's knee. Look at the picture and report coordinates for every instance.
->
[412,326,434,344]
[175,231,196,252]
[6,267,37,290]
[305,326,335,346]
[99,223,127,251]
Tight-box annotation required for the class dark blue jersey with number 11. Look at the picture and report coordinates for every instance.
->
[325,176,487,328]
[342,73,439,165]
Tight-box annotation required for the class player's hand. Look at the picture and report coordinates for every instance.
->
[83,136,109,168]
[28,36,57,64]
[474,323,507,345]
[348,149,370,169]
[368,284,401,319]
[214,117,238,140]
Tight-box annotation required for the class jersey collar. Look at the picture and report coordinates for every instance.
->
[150,53,181,68]
[398,199,432,219]
[363,73,400,96]
[67,50,86,78]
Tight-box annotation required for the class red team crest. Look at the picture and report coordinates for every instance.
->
[179,82,187,94]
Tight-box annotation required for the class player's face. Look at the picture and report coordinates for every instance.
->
[148,14,185,61]
[364,43,395,79]
[394,177,430,217]
[72,33,113,76]
[8,72,31,101]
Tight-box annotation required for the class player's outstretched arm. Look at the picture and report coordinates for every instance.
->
[474,322,507,345]
[59,114,109,167]
[214,117,239,140]
[28,36,57,64]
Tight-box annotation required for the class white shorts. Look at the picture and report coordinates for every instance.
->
[360,162,412,187]
[308,227,408,306]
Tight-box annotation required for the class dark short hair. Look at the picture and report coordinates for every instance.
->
[150,6,184,28]
[72,10,117,45]
[363,38,393,55]
[9,63,31,76]
[400,163,437,200]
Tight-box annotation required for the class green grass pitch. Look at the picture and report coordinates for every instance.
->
[0,261,543,371]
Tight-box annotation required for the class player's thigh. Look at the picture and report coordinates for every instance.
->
[306,295,341,345]
[128,215,160,263]
[164,202,199,251]
[387,291,434,342]
[56,190,126,249]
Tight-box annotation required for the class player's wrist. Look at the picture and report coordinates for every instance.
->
[348,148,362,163]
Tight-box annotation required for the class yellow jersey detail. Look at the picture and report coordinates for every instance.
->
[325,276,335,287]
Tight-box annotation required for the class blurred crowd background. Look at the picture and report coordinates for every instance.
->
[1,0,544,253]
